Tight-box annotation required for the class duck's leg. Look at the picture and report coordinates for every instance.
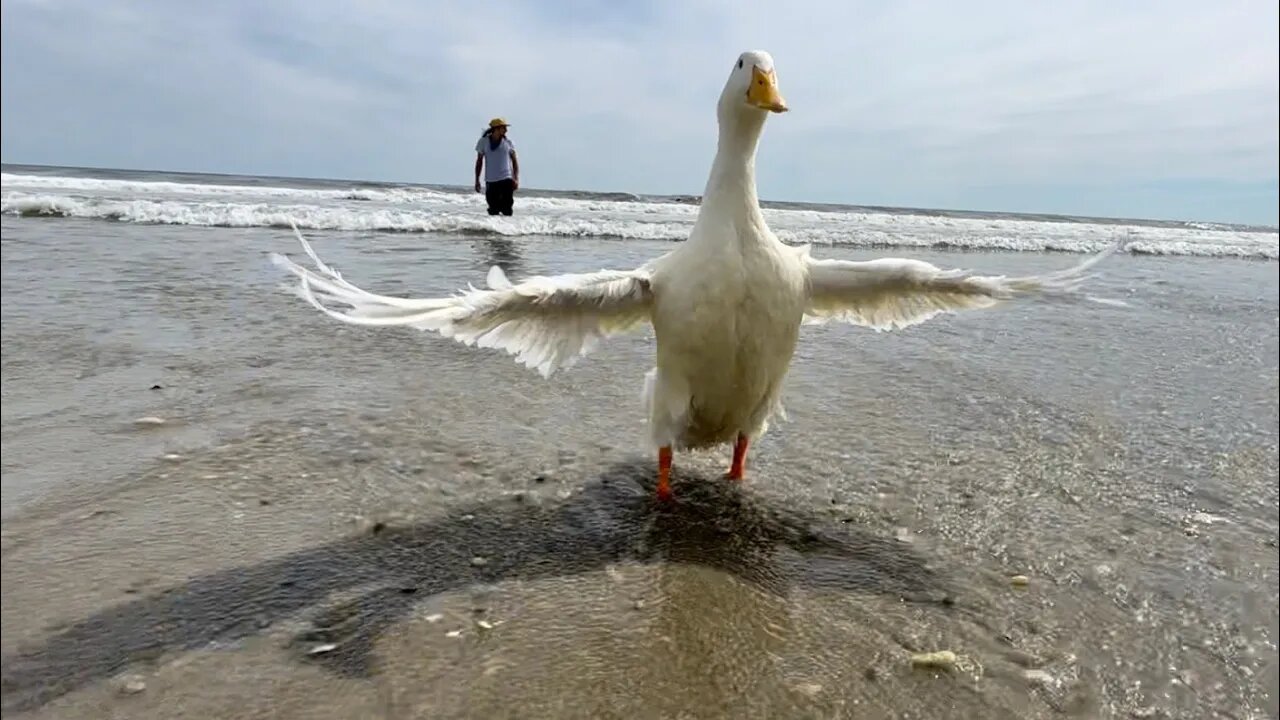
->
[656,446,674,501]
[728,433,749,480]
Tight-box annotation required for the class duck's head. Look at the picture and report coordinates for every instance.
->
[720,50,788,116]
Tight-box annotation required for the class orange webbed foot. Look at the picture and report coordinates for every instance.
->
[727,433,749,481]
[656,446,674,501]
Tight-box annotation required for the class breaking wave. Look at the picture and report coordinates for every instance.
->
[3,172,1276,260]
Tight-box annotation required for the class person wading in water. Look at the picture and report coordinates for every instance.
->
[474,118,519,216]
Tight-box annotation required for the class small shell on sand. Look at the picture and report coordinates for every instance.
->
[910,650,957,669]
[1023,669,1056,686]
[1010,575,1030,587]
[117,675,147,695]
[792,682,823,697]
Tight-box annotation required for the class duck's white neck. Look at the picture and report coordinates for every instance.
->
[697,106,767,226]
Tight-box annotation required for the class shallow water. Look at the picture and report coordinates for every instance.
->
[2,217,1277,719]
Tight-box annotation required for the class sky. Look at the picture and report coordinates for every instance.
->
[2,0,1277,226]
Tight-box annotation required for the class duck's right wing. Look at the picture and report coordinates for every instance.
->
[271,225,654,377]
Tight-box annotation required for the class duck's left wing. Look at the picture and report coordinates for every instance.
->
[271,225,654,377]
[801,241,1125,331]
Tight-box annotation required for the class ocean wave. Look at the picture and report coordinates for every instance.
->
[0,172,692,216]
[5,191,1276,259]
[0,193,694,240]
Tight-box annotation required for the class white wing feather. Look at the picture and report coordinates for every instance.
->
[271,224,654,377]
[802,240,1126,330]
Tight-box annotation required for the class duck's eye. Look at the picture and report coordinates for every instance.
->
[737,59,744,69]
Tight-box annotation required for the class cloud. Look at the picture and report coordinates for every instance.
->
[2,0,1277,224]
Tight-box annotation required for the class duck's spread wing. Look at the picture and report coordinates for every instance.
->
[801,241,1126,331]
[271,225,653,377]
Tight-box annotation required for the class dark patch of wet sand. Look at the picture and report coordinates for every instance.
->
[2,423,969,718]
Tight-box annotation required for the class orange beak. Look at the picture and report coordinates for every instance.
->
[747,66,788,112]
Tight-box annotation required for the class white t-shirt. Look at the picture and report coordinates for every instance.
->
[475,135,515,182]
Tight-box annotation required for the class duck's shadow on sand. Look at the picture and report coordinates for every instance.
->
[1,460,953,714]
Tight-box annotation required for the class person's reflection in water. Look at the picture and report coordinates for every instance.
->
[474,237,521,276]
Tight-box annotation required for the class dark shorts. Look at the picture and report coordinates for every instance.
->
[484,178,515,216]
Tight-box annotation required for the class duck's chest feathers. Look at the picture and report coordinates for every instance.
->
[658,240,804,354]
[648,239,805,446]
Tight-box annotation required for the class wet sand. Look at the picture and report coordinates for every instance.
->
[2,218,1277,719]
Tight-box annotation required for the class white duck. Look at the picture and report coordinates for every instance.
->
[272,50,1123,501]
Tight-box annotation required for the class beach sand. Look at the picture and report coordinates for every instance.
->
[2,216,1277,719]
